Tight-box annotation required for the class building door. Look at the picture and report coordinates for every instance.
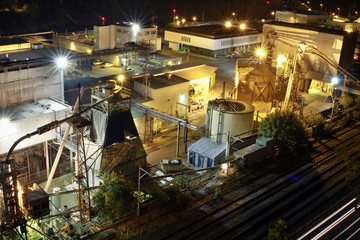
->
[189,151,195,165]
[207,157,213,168]
[197,155,203,168]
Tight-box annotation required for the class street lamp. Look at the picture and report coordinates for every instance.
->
[255,48,266,60]
[239,23,246,30]
[193,16,197,22]
[337,7,340,15]
[330,76,339,119]
[55,56,68,101]
[225,21,232,28]
[56,56,68,69]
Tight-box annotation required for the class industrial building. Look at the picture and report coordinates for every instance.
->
[263,21,357,91]
[0,41,72,186]
[150,62,218,98]
[164,23,262,57]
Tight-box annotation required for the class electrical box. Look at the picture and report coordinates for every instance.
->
[24,183,50,219]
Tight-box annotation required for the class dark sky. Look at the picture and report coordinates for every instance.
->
[0,0,358,35]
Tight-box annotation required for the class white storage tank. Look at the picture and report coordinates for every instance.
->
[206,99,255,143]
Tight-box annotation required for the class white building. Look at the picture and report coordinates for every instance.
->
[164,24,262,57]
[94,23,158,52]
[0,42,71,185]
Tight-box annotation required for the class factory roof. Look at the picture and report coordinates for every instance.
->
[208,99,255,114]
[134,74,188,90]
[0,98,70,121]
[166,24,260,39]
[264,21,347,35]
[188,137,226,159]
[0,47,53,62]
[0,37,28,46]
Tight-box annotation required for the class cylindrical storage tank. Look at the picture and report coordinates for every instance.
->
[207,99,255,143]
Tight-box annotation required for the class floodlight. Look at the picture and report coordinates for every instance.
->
[276,54,286,66]
[0,118,10,126]
[256,48,265,58]
[132,24,140,34]
[331,76,339,85]
[117,75,124,82]
[56,57,68,69]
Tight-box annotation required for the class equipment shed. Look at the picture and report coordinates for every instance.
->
[187,137,226,168]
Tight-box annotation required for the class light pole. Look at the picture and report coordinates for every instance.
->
[55,56,68,102]
[330,76,339,119]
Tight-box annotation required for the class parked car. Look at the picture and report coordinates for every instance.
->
[92,59,104,66]
[104,62,114,68]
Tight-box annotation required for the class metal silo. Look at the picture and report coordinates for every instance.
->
[206,99,255,143]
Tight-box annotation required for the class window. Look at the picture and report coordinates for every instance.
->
[117,29,122,33]
[145,31,150,35]
[151,31,157,35]
[181,36,191,43]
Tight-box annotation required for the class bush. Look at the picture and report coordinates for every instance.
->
[303,113,332,140]
[93,172,136,220]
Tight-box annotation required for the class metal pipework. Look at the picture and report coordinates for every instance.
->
[44,81,118,193]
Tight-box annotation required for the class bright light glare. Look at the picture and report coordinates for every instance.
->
[331,76,339,85]
[276,54,286,66]
[0,118,10,126]
[179,94,185,103]
[256,48,265,58]
[56,57,68,69]
[225,21,232,28]
[132,24,140,34]
[240,24,246,30]
[118,75,124,82]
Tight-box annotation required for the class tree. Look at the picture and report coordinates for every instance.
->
[268,219,292,240]
[259,111,309,154]
[93,172,136,220]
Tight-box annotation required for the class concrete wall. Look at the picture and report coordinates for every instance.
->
[165,30,262,51]
[94,25,116,50]
[0,65,63,108]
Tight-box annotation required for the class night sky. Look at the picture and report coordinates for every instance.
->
[0,0,358,35]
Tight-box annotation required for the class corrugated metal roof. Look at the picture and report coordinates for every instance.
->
[173,65,217,81]
[188,137,226,159]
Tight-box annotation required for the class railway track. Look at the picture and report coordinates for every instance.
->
[151,123,360,240]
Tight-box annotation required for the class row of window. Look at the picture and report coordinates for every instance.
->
[181,36,191,43]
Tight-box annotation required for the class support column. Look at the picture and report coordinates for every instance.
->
[176,122,181,157]
[44,141,50,178]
